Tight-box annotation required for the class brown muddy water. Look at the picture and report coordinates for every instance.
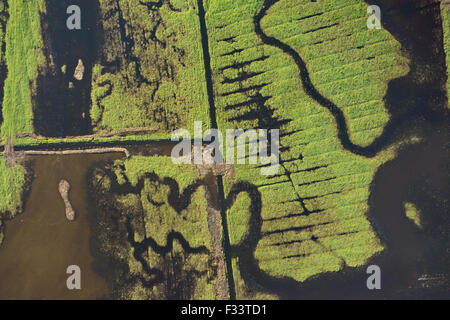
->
[0,153,123,299]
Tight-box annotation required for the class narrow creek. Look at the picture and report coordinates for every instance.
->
[34,0,100,137]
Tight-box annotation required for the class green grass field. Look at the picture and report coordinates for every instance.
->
[0,156,27,246]
[0,0,37,228]
[0,0,45,139]
[206,0,409,291]
[91,0,210,136]
[0,0,211,145]
[91,156,216,299]
[0,0,445,299]
[0,157,26,216]
[442,2,450,106]
[0,0,7,92]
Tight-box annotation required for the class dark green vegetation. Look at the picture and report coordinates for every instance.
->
[404,202,421,228]
[1,0,45,139]
[0,0,211,229]
[442,2,450,103]
[0,157,27,217]
[0,0,211,142]
[0,0,7,126]
[206,0,409,293]
[91,0,209,136]
[90,156,216,299]
[0,156,28,246]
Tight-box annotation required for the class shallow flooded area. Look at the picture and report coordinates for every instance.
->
[0,0,447,300]
[0,153,122,299]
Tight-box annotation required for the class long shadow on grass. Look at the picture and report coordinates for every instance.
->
[254,0,449,158]
[90,165,213,296]
[34,0,102,137]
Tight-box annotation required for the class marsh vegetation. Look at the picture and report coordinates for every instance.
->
[0,0,448,300]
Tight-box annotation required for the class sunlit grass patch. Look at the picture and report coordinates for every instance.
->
[1,0,45,139]
[208,0,407,286]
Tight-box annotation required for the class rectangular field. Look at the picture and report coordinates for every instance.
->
[205,0,409,295]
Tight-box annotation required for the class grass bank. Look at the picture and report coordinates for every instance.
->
[0,0,8,126]
[206,0,409,294]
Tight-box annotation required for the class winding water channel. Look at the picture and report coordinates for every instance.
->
[0,154,122,299]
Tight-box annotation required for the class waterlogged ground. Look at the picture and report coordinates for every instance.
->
[0,154,122,299]
[0,0,448,300]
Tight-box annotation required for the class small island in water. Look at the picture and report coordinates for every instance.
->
[58,179,75,221]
